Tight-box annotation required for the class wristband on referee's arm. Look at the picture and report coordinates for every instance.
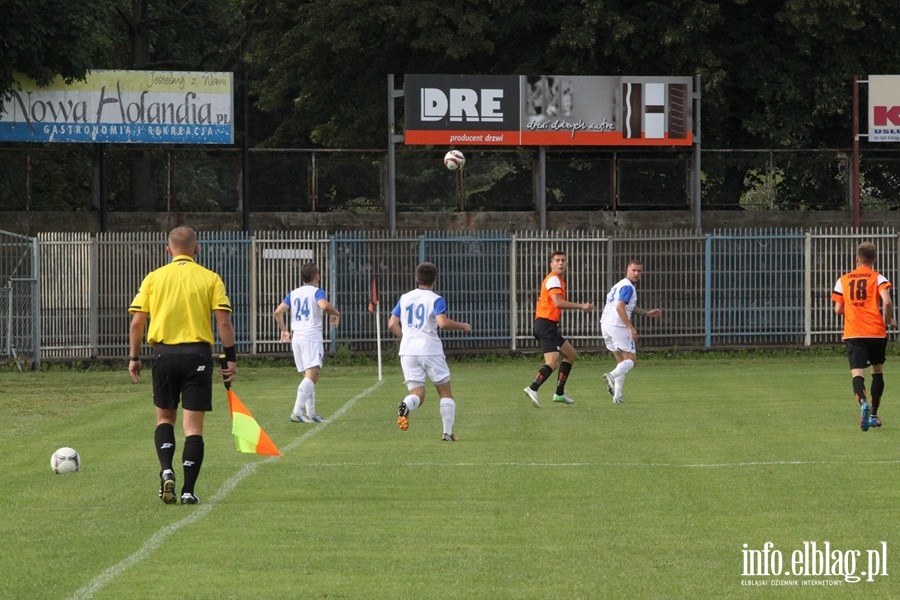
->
[223,345,237,362]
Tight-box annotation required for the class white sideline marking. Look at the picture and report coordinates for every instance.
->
[69,380,384,600]
[298,459,900,468]
[685,459,900,468]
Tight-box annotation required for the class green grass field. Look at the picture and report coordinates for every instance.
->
[2,354,897,599]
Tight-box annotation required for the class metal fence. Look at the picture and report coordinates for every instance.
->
[0,231,38,369]
[3,146,900,213]
[1,227,896,367]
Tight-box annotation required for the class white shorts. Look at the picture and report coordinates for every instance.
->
[292,338,324,372]
[400,354,451,389]
[601,325,635,354]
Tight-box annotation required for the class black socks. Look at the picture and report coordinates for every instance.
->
[181,435,204,495]
[530,364,553,390]
[155,423,176,473]
[556,361,573,396]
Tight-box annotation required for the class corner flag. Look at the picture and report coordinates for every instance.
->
[368,275,378,313]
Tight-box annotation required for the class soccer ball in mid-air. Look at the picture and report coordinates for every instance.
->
[444,150,465,171]
[51,447,81,474]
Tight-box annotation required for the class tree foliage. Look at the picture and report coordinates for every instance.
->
[2,0,900,150]
[0,0,246,97]
[246,0,900,148]
[119,0,247,70]
[0,0,118,94]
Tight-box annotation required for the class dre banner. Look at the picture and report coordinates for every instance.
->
[404,74,693,146]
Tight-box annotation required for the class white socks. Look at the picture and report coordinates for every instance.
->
[401,395,455,435]
[404,394,421,411]
[293,378,316,417]
[614,374,626,400]
[439,398,455,435]
[302,378,317,417]
[292,383,304,417]
[611,359,634,400]
[610,359,634,378]
[301,378,316,416]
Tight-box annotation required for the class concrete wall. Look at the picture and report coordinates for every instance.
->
[0,209,889,235]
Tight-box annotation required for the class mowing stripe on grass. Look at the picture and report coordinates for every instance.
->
[68,380,384,600]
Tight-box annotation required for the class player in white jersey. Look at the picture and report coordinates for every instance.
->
[600,259,662,403]
[388,262,471,441]
[275,263,340,423]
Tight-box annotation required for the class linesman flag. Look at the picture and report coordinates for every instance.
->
[219,355,281,456]
[227,389,282,456]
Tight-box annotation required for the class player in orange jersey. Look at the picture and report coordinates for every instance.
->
[832,242,895,431]
[523,251,594,407]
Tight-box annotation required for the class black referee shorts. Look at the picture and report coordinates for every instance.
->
[151,343,214,411]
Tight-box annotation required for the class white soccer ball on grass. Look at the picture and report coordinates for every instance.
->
[51,447,81,474]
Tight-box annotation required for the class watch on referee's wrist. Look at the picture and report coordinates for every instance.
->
[129,356,141,361]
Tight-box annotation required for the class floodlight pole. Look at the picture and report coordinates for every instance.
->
[537,146,547,230]
[851,75,861,230]
[97,144,108,232]
[387,75,404,232]
[692,74,702,232]
[241,64,251,232]
[31,238,41,369]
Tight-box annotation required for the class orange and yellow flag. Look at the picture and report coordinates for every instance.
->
[227,389,281,456]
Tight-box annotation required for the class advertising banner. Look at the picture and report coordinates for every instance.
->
[0,70,233,144]
[869,75,900,142]
[403,74,693,146]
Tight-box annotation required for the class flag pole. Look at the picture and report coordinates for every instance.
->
[368,276,383,382]
[374,300,383,382]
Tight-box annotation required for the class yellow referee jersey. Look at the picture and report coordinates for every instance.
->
[128,255,232,345]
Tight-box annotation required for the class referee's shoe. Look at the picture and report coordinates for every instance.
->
[159,470,176,505]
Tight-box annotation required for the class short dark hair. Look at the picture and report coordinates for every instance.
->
[301,262,319,284]
[550,250,566,260]
[416,262,437,286]
[857,242,877,264]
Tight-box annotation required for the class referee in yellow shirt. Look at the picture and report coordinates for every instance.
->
[128,226,237,505]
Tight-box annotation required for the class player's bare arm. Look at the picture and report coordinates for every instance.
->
[879,288,895,327]
[550,293,594,312]
[388,315,403,338]
[128,311,148,383]
[436,313,472,333]
[616,301,638,337]
[214,309,237,384]
[319,299,341,327]
[274,302,291,342]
